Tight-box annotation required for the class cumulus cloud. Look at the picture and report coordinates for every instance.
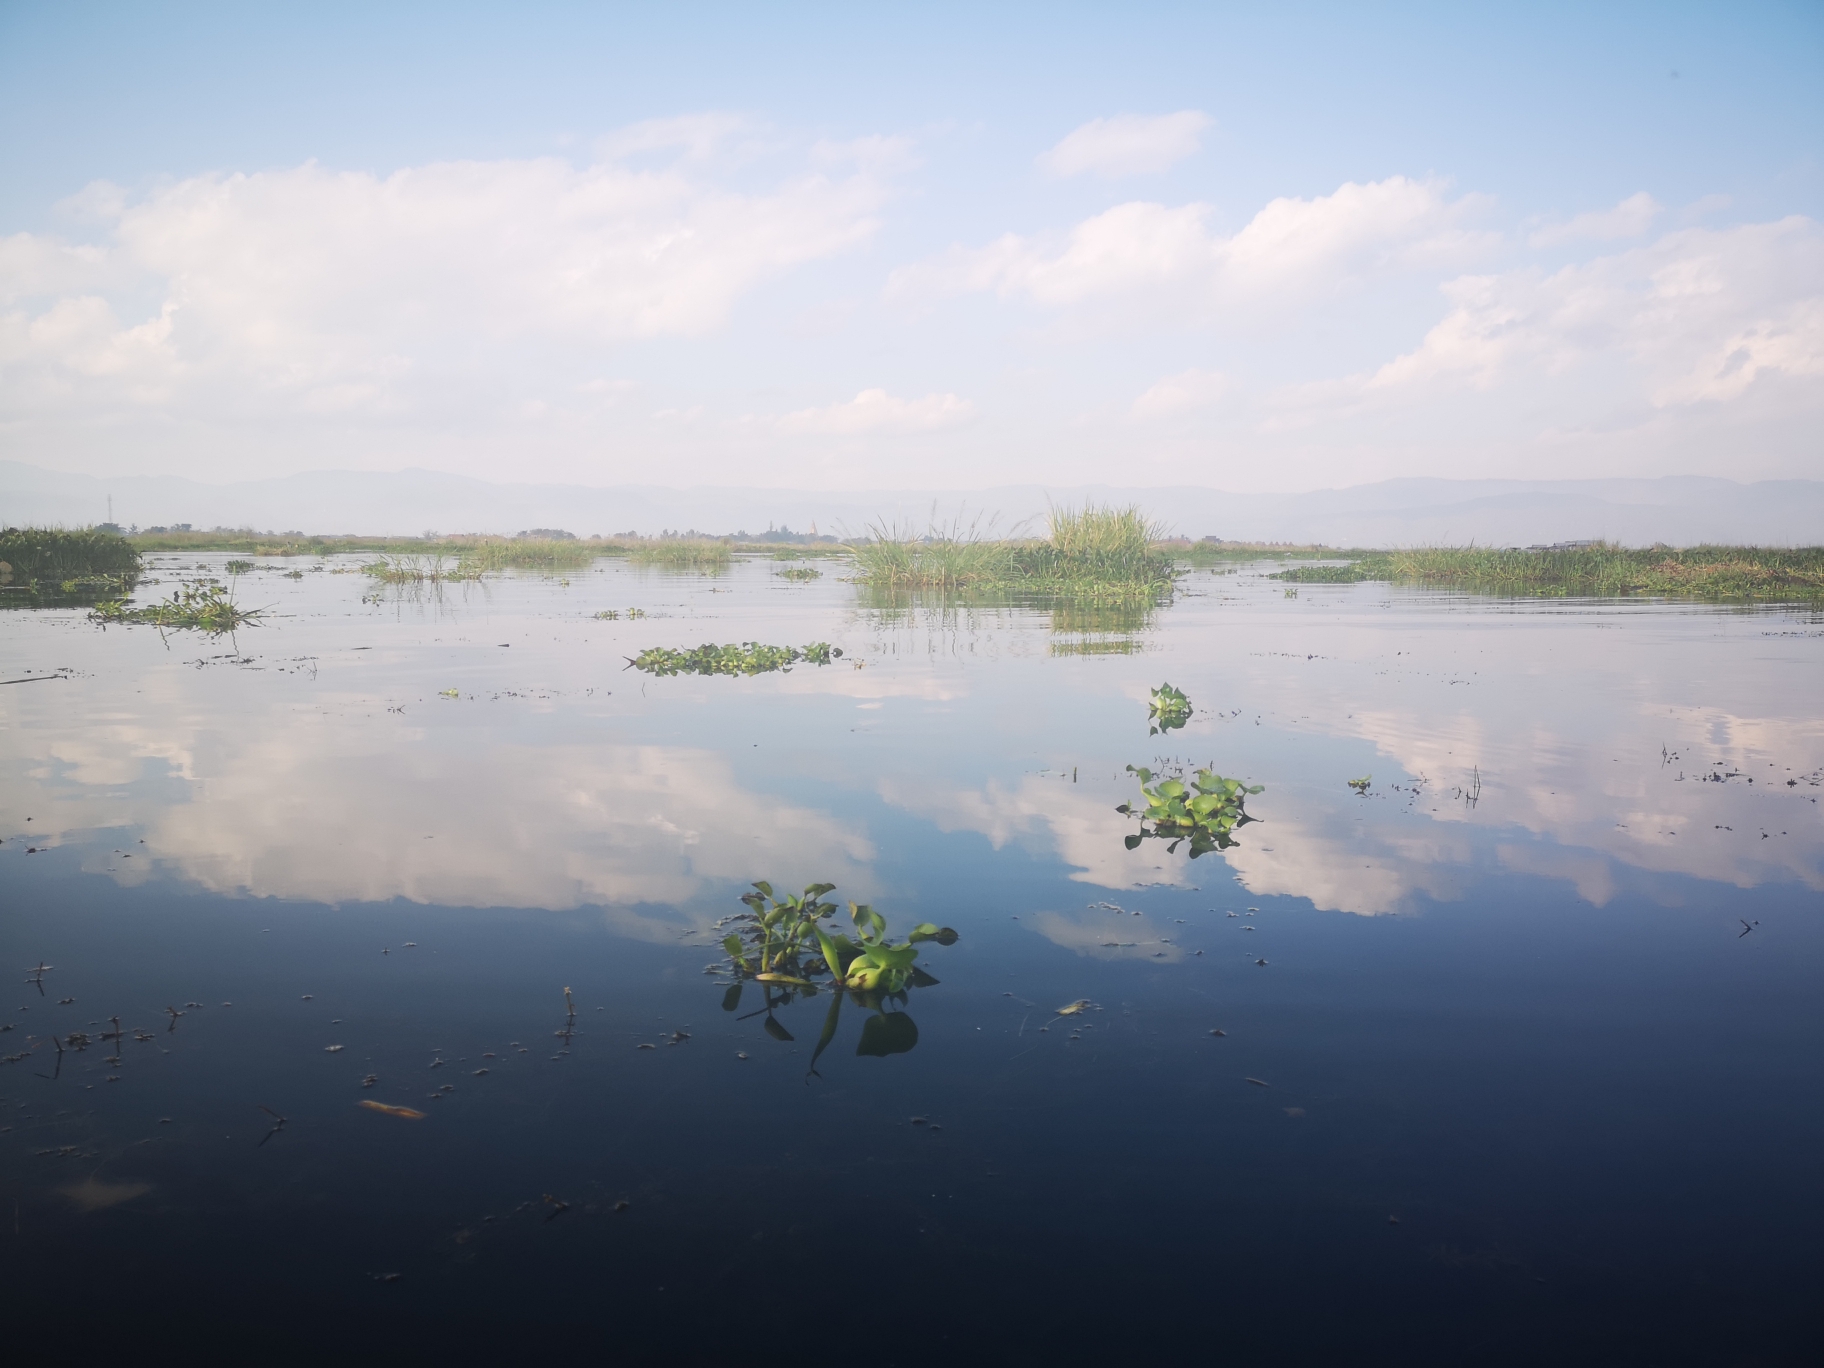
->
[1132,367,1226,418]
[889,176,1491,316]
[1528,191,1661,248]
[0,130,895,423]
[1038,111,1212,178]
[1361,217,1824,405]
[777,387,975,436]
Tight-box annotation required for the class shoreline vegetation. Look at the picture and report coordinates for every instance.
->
[4,525,1819,607]
[1273,543,1824,600]
[0,526,142,603]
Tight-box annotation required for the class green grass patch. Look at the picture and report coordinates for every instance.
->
[627,539,733,570]
[361,554,484,583]
[1273,543,1824,600]
[850,504,1178,594]
[628,641,841,676]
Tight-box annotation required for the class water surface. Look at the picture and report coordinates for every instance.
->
[3,555,1820,1364]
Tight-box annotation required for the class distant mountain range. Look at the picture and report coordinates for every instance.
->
[2,461,1819,547]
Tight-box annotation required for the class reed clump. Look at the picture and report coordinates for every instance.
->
[361,554,484,584]
[851,504,1176,594]
[627,538,735,570]
[1275,543,1824,600]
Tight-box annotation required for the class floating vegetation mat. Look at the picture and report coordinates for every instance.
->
[774,565,822,580]
[0,527,142,606]
[1274,544,1824,601]
[712,881,958,1065]
[1148,682,1192,734]
[90,583,264,634]
[629,641,841,676]
[1118,764,1262,858]
[852,503,1178,594]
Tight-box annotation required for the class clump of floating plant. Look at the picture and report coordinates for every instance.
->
[713,881,958,1067]
[629,641,840,676]
[1148,682,1193,734]
[0,527,141,606]
[91,582,264,635]
[1348,775,1372,794]
[361,554,483,584]
[775,565,822,581]
[225,559,254,574]
[1118,764,1261,858]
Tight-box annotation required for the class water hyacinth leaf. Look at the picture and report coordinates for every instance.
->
[722,933,745,960]
[856,1012,918,1057]
[809,990,844,1074]
[907,924,959,946]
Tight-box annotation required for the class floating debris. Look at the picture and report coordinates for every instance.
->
[359,1100,427,1120]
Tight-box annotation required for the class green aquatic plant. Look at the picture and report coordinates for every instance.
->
[1118,764,1262,858]
[1149,682,1193,734]
[90,583,264,634]
[715,881,958,1066]
[629,641,840,676]
[361,554,483,584]
[1348,775,1372,793]
[850,503,1179,594]
[1272,543,1824,601]
[224,559,254,574]
[627,538,733,570]
[0,527,142,606]
[775,565,822,581]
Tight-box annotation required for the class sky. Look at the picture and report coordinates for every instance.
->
[1,0,1820,493]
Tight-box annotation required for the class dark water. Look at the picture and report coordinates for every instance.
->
[2,555,1820,1364]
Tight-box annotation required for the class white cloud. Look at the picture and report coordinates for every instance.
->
[1528,191,1661,248]
[1132,367,1227,418]
[1038,111,1212,178]
[889,177,1491,316]
[777,387,975,436]
[0,129,894,422]
[1360,217,1824,405]
[595,112,755,161]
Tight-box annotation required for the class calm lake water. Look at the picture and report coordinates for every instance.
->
[3,554,1820,1364]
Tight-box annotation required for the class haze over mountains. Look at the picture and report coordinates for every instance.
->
[4,462,1817,548]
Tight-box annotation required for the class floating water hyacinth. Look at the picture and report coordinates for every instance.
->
[1149,682,1193,734]
[90,583,263,635]
[1118,764,1262,858]
[629,641,841,676]
[713,881,957,1067]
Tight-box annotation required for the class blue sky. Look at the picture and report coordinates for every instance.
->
[2,1,1819,491]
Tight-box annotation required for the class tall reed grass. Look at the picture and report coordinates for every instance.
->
[850,504,1176,593]
[626,538,733,569]
[1275,543,1824,600]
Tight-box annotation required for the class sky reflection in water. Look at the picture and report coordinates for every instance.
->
[1,556,1819,1363]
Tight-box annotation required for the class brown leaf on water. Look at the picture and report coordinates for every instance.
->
[359,1100,427,1120]
[60,1177,151,1212]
